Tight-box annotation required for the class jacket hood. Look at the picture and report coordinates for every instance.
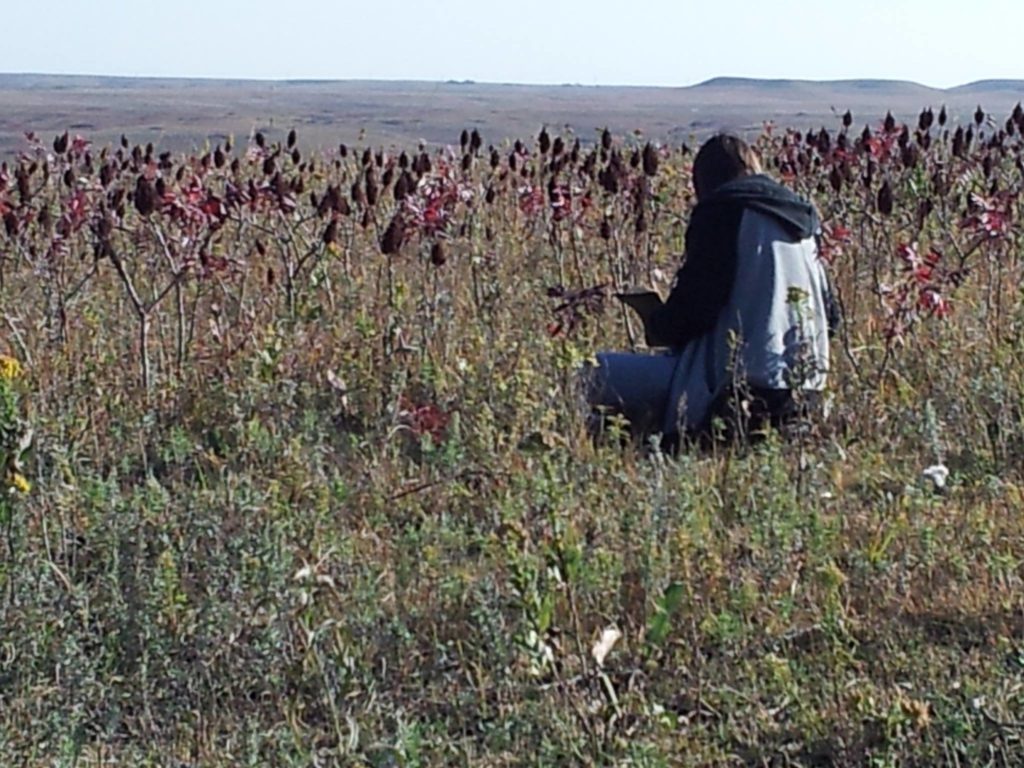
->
[699,174,819,239]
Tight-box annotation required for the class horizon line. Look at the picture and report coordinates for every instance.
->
[2,71,1024,92]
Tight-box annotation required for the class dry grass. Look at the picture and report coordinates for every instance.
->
[2,106,1024,765]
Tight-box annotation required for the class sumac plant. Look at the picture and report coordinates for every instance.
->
[1,107,1023,399]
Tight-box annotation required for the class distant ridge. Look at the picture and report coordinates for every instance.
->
[4,72,1024,155]
[1,72,1023,93]
[950,79,1024,93]
[692,76,939,93]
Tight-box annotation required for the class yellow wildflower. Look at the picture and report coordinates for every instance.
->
[0,355,22,380]
[9,473,30,494]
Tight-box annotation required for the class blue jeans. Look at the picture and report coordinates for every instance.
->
[583,351,679,437]
[584,351,813,444]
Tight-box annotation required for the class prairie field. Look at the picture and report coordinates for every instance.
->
[3,103,1024,766]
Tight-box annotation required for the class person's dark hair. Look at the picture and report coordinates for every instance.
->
[692,133,763,201]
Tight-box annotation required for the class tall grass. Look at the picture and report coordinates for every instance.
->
[2,109,1024,765]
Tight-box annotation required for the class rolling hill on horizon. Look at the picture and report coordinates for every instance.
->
[1,73,1022,155]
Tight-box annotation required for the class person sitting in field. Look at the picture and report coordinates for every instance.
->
[586,133,841,447]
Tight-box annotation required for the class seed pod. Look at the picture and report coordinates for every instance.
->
[263,155,276,175]
[508,152,517,172]
[952,126,965,158]
[842,110,853,128]
[461,153,472,172]
[97,162,114,188]
[829,165,842,192]
[599,216,611,240]
[394,171,412,201]
[4,211,18,237]
[975,105,985,126]
[877,180,894,215]
[53,131,69,154]
[134,176,157,216]
[490,149,500,169]
[859,124,872,149]
[470,129,482,153]
[430,240,446,266]
[609,149,624,175]
[287,128,297,149]
[121,134,130,149]
[361,147,372,167]
[938,105,947,127]
[485,185,496,204]
[918,107,933,132]
[601,127,612,151]
[598,166,619,194]
[460,129,469,151]
[339,143,348,158]
[322,220,338,245]
[538,128,551,154]
[381,167,394,189]
[255,131,265,148]
[816,128,831,154]
[230,158,240,174]
[884,112,896,133]
[380,215,404,254]
[552,136,564,157]
[365,171,379,206]
[582,151,597,178]
[176,165,186,182]
[643,142,659,176]
[351,181,366,208]
[983,153,993,178]
[63,168,75,187]
[291,148,301,165]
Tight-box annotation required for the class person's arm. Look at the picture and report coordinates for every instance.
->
[645,204,743,348]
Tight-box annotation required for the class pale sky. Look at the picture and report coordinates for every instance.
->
[1,0,1020,89]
